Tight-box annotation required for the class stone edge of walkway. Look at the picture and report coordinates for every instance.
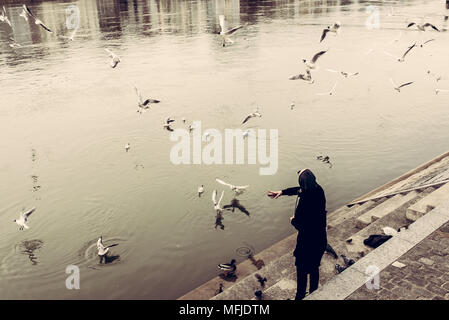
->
[305,199,449,300]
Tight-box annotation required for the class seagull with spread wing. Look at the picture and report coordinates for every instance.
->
[384,43,416,62]
[23,4,53,33]
[302,50,327,70]
[407,22,440,32]
[390,78,413,92]
[216,178,249,195]
[13,207,36,230]
[219,15,243,47]
[242,107,261,124]
[105,48,121,68]
[326,69,359,78]
[320,22,340,42]
[134,86,160,113]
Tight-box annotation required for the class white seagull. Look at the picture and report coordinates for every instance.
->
[198,185,204,197]
[13,207,36,230]
[105,48,121,68]
[23,5,53,33]
[317,81,338,96]
[407,22,440,32]
[212,189,225,213]
[242,107,262,124]
[290,101,295,110]
[302,50,327,70]
[218,15,243,46]
[125,143,130,152]
[19,7,28,22]
[134,86,160,113]
[216,178,249,194]
[390,78,413,92]
[320,22,340,42]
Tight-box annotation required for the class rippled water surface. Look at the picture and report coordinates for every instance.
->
[1,0,449,299]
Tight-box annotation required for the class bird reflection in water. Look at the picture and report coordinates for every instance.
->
[215,211,225,230]
[19,239,43,265]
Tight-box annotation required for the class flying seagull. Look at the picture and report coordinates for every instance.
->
[320,22,340,42]
[242,107,262,124]
[13,207,36,230]
[163,117,175,131]
[289,69,314,83]
[326,69,359,77]
[0,6,12,27]
[134,86,160,113]
[212,189,225,213]
[407,22,440,32]
[384,43,416,62]
[218,15,243,46]
[390,78,413,92]
[216,178,249,194]
[317,81,338,96]
[302,50,327,70]
[23,5,53,33]
[105,48,121,68]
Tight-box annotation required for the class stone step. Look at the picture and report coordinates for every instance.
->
[356,192,418,229]
[406,183,449,221]
[260,269,297,300]
[328,200,377,228]
[326,205,352,222]
[211,252,295,300]
[345,190,421,254]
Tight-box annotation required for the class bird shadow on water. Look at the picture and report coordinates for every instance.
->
[18,239,44,265]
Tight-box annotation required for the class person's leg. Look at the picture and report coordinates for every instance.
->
[309,267,320,293]
[295,266,308,300]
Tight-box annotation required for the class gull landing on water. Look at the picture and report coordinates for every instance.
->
[13,207,36,230]
[23,5,53,33]
[105,49,121,68]
[390,78,413,92]
[320,22,340,42]
[216,178,249,195]
[212,189,225,213]
[218,15,243,47]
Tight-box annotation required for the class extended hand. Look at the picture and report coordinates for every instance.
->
[267,190,282,199]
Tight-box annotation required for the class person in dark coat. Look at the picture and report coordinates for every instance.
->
[268,168,327,300]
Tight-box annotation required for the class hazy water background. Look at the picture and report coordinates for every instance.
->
[0,0,448,299]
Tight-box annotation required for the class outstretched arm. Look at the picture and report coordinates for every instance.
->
[281,187,301,196]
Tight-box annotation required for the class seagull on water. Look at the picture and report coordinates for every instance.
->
[198,185,204,197]
[218,15,243,47]
[326,69,359,77]
[317,81,338,96]
[289,69,314,83]
[96,236,119,263]
[302,50,327,71]
[216,178,249,195]
[134,86,160,113]
[384,43,416,62]
[23,5,53,33]
[242,107,261,124]
[320,22,340,42]
[105,48,121,68]
[390,78,413,92]
[13,207,36,230]
[407,22,440,32]
[0,6,12,27]
[125,143,130,152]
[212,189,225,213]
[290,101,295,110]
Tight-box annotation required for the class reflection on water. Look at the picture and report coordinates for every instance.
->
[1,0,449,300]
[19,239,44,265]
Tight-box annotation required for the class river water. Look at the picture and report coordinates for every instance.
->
[0,0,448,299]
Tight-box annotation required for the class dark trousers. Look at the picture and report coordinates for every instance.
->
[295,266,319,300]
